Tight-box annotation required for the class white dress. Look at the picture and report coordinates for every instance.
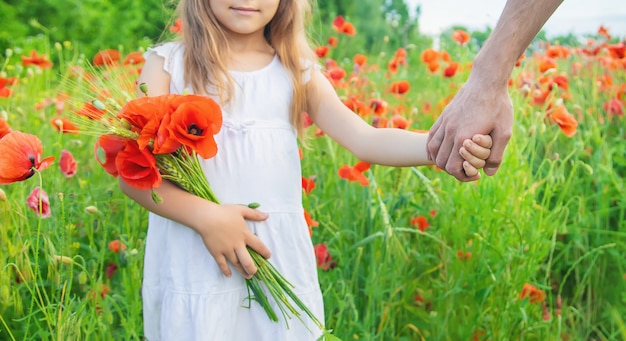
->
[141,42,324,341]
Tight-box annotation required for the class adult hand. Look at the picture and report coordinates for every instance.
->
[427,77,514,181]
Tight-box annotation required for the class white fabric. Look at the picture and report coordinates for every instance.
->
[142,42,324,341]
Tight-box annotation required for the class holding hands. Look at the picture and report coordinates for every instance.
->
[457,133,494,179]
[427,77,513,182]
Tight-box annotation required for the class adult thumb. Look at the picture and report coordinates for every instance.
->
[484,129,510,176]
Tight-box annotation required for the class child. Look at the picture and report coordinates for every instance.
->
[121,0,493,339]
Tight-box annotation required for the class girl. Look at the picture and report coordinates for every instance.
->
[122,0,493,339]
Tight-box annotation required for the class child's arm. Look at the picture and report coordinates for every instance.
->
[308,70,489,179]
[118,53,271,279]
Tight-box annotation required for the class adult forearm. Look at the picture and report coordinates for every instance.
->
[471,0,564,85]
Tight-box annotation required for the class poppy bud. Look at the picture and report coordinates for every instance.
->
[54,255,73,264]
[248,202,260,209]
[85,205,99,214]
[0,286,9,303]
[151,190,163,204]
[139,82,149,96]
[1,110,7,120]
[0,188,6,202]
[92,100,105,111]
[78,272,88,284]
[5,49,12,58]
[54,42,62,51]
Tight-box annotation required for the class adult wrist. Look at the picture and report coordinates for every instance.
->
[468,51,514,88]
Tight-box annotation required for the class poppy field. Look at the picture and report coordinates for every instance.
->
[1,18,625,341]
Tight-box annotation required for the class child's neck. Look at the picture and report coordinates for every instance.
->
[227,40,275,72]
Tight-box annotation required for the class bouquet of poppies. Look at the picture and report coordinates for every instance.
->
[68,72,328,334]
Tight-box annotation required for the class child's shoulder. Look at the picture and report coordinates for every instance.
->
[145,41,185,62]
[144,41,186,91]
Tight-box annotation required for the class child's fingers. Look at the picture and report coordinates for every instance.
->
[214,254,233,278]
[247,234,272,259]
[463,139,491,160]
[472,134,493,148]
[463,161,480,178]
[240,206,269,222]
[235,247,257,278]
[460,146,486,169]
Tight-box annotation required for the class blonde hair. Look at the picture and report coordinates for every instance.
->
[176,0,317,136]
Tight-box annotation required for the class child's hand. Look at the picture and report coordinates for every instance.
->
[459,134,493,178]
[197,204,271,279]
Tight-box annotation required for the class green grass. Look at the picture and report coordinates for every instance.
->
[0,30,625,341]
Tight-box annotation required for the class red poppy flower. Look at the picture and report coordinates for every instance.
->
[0,77,14,98]
[105,262,118,279]
[545,45,570,59]
[456,251,472,261]
[391,114,410,129]
[410,215,430,232]
[327,37,338,48]
[94,134,126,177]
[315,46,329,58]
[332,15,345,29]
[123,52,145,65]
[597,25,611,40]
[21,50,54,69]
[607,43,625,59]
[420,48,439,64]
[59,149,77,178]
[313,244,336,271]
[604,98,623,116]
[26,186,51,218]
[551,74,569,91]
[304,209,319,237]
[304,209,319,228]
[353,54,367,66]
[443,62,459,78]
[452,30,470,45]
[93,49,121,67]
[51,117,80,134]
[332,15,356,36]
[427,60,440,73]
[115,140,162,190]
[76,102,106,120]
[108,240,127,253]
[0,131,55,184]
[170,18,183,34]
[369,99,388,116]
[539,57,557,73]
[549,105,578,137]
[338,161,370,186]
[339,22,356,36]
[156,95,222,158]
[117,95,169,149]
[520,283,546,304]
[0,118,11,139]
[390,80,410,94]
[302,176,316,194]
[326,66,346,81]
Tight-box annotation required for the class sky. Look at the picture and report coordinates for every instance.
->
[406,0,626,37]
